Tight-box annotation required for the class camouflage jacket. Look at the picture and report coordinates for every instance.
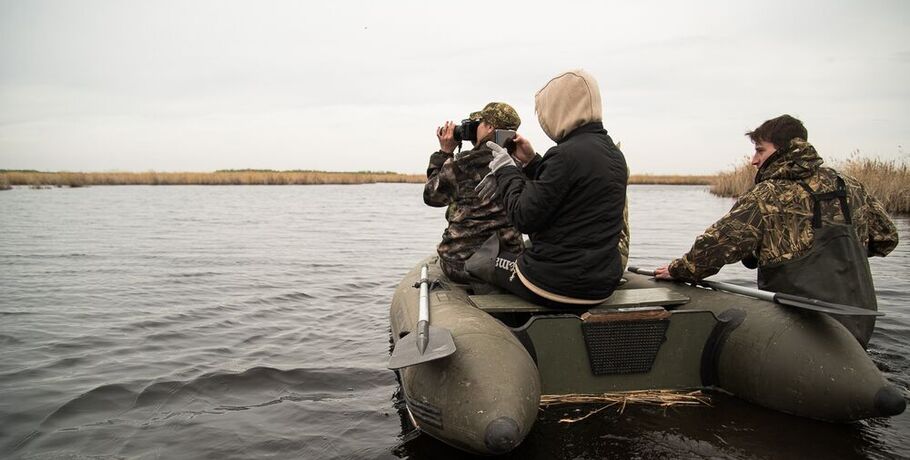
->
[424,146,523,283]
[669,140,898,281]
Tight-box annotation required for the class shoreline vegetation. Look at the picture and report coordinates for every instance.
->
[710,157,909,214]
[0,170,424,188]
[2,162,905,214]
[1,169,713,188]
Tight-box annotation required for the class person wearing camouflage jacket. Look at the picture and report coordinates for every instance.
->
[424,102,523,283]
[656,115,898,347]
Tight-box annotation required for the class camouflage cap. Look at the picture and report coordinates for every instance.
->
[468,102,521,130]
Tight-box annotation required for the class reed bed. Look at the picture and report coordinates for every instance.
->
[2,170,717,187]
[839,157,910,214]
[540,390,711,423]
[0,174,10,190]
[0,170,425,187]
[708,158,754,198]
[629,174,713,185]
[709,156,910,214]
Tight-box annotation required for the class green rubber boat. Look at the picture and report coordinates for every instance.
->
[389,256,906,455]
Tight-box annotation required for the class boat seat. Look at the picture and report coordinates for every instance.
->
[470,287,689,314]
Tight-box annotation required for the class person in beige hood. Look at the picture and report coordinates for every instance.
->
[468,70,628,306]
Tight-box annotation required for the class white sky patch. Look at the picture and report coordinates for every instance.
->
[1,0,908,173]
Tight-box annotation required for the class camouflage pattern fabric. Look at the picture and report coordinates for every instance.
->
[668,139,898,281]
[618,190,630,272]
[617,164,631,271]
[425,146,523,283]
[468,102,521,130]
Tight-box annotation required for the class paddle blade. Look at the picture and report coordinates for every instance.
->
[388,325,457,370]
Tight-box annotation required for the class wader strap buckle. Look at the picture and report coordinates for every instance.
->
[797,176,852,229]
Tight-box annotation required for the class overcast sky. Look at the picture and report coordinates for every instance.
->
[1,0,908,174]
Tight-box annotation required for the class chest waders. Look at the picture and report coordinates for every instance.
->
[757,176,878,348]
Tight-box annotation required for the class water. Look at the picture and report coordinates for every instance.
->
[0,184,906,459]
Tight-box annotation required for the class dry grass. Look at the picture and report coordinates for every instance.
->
[709,157,755,198]
[0,170,717,187]
[0,170,425,187]
[839,156,910,214]
[9,160,903,214]
[709,155,910,214]
[540,390,711,423]
[629,174,713,185]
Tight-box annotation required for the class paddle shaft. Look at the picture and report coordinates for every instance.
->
[386,264,457,369]
[626,266,881,317]
[700,279,775,302]
[417,265,429,354]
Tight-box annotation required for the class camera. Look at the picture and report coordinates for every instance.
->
[452,120,516,152]
[493,129,517,151]
[453,119,480,143]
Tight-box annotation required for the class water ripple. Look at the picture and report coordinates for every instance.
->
[0,184,906,459]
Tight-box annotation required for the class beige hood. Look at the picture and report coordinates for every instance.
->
[534,69,603,142]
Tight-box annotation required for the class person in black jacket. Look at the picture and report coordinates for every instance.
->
[468,69,628,307]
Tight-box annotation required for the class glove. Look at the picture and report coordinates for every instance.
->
[475,142,516,201]
[475,173,497,201]
[485,141,517,173]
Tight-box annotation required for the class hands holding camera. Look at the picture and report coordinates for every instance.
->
[509,133,535,167]
[475,133,537,201]
[437,121,458,154]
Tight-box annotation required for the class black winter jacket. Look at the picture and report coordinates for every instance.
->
[494,122,628,300]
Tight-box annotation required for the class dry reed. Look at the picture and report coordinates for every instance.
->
[839,156,910,214]
[0,170,425,187]
[709,155,910,214]
[540,390,711,423]
[708,157,755,198]
[0,174,10,190]
[629,174,713,185]
[1,170,719,188]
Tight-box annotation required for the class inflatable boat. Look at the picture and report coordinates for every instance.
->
[388,256,906,455]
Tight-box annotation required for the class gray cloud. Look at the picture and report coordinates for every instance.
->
[1,0,908,174]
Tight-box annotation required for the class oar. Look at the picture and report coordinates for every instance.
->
[388,265,457,370]
[627,266,882,317]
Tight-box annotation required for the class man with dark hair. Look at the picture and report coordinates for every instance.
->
[424,102,523,283]
[747,114,808,152]
[655,114,898,348]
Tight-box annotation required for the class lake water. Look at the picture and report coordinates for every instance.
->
[0,184,907,459]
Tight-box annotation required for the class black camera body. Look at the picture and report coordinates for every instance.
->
[493,129,517,151]
[453,119,480,143]
[453,120,516,152]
